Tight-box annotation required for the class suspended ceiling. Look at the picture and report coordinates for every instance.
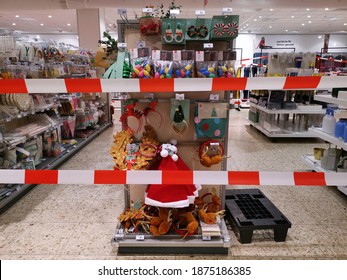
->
[0,0,346,36]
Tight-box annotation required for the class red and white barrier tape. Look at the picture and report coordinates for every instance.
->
[0,76,346,93]
[0,170,346,186]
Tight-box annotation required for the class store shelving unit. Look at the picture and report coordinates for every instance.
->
[302,94,347,195]
[249,103,325,138]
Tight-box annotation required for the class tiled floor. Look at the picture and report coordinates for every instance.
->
[0,109,346,260]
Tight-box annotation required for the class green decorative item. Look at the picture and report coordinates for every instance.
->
[162,18,186,45]
[210,15,239,40]
[185,18,211,41]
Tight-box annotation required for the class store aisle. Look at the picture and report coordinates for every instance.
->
[0,109,346,260]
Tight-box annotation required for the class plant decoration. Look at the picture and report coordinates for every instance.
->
[98,31,118,57]
[151,1,182,19]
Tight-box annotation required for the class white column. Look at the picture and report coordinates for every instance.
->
[77,8,106,51]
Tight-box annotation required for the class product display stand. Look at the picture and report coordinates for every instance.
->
[112,20,232,254]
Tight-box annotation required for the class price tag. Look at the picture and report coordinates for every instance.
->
[195,51,204,62]
[209,94,219,101]
[145,93,154,100]
[210,142,220,146]
[136,40,146,48]
[130,48,138,59]
[175,93,185,100]
[203,43,213,49]
[117,42,127,48]
[152,50,161,60]
[117,8,127,15]
[142,8,153,13]
[170,9,180,16]
[202,236,212,241]
[173,50,181,61]
[223,7,233,13]
[195,10,205,16]
[135,235,145,241]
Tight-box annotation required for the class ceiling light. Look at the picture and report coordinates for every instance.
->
[12,23,16,26]
[40,23,44,26]
[325,8,329,11]
[269,26,272,28]
[259,16,262,18]
[254,19,257,21]
[15,15,19,18]
[48,15,52,18]
[307,15,311,18]
[318,35,322,39]
[270,8,273,11]
[285,29,288,32]
[306,8,310,11]
[344,23,347,26]
[36,35,40,39]
[302,23,305,26]
[109,23,112,27]
[246,24,249,26]
[308,21,312,23]
[67,23,71,26]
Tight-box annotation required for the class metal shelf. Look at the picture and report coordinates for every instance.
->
[314,95,347,107]
[0,122,111,213]
[250,103,325,114]
[308,127,347,150]
[249,120,315,138]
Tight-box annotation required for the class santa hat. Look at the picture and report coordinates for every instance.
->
[145,156,201,208]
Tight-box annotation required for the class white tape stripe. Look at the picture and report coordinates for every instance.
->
[58,170,94,184]
[126,170,162,184]
[324,172,347,186]
[246,77,286,90]
[25,79,67,93]
[259,172,295,186]
[193,171,228,185]
[0,170,25,184]
[101,79,140,92]
[174,78,213,92]
[318,76,347,89]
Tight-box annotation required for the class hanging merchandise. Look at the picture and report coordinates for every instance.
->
[145,145,202,208]
[143,99,163,129]
[119,99,144,135]
[185,18,211,41]
[162,18,186,45]
[199,140,225,167]
[194,102,229,138]
[170,99,190,135]
[210,15,239,40]
[139,16,161,36]
[130,48,153,78]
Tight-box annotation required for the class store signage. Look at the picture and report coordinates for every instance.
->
[276,40,295,47]
[195,10,206,16]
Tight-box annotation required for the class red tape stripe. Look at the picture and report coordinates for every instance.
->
[25,170,58,184]
[283,76,321,89]
[228,171,260,185]
[140,79,174,92]
[65,79,102,93]
[162,171,193,185]
[212,78,247,91]
[94,170,127,184]
[0,79,28,93]
[293,172,326,186]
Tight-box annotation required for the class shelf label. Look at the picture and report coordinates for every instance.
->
[130,48,138,59]
[142,8,153,13]
[170,9,180,16]
[209,94,219,101]
[175,93,185,100]
[202,236,211,241]
[152,50,161,60]
[223,7,233,13]
[195,10,205,16]
[173,50,181,61]
[117,42,127,48]
[196,51,204,62]
[135,235,145,241]
[117,8,127,15]
[203,43,213,49]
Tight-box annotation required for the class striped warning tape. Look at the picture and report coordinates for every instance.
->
[0,76,346,93]
[0,170,346,186]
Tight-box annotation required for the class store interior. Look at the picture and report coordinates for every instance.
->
[0,0,346,259]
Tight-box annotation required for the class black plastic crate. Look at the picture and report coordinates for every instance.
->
[225,189,291,244]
